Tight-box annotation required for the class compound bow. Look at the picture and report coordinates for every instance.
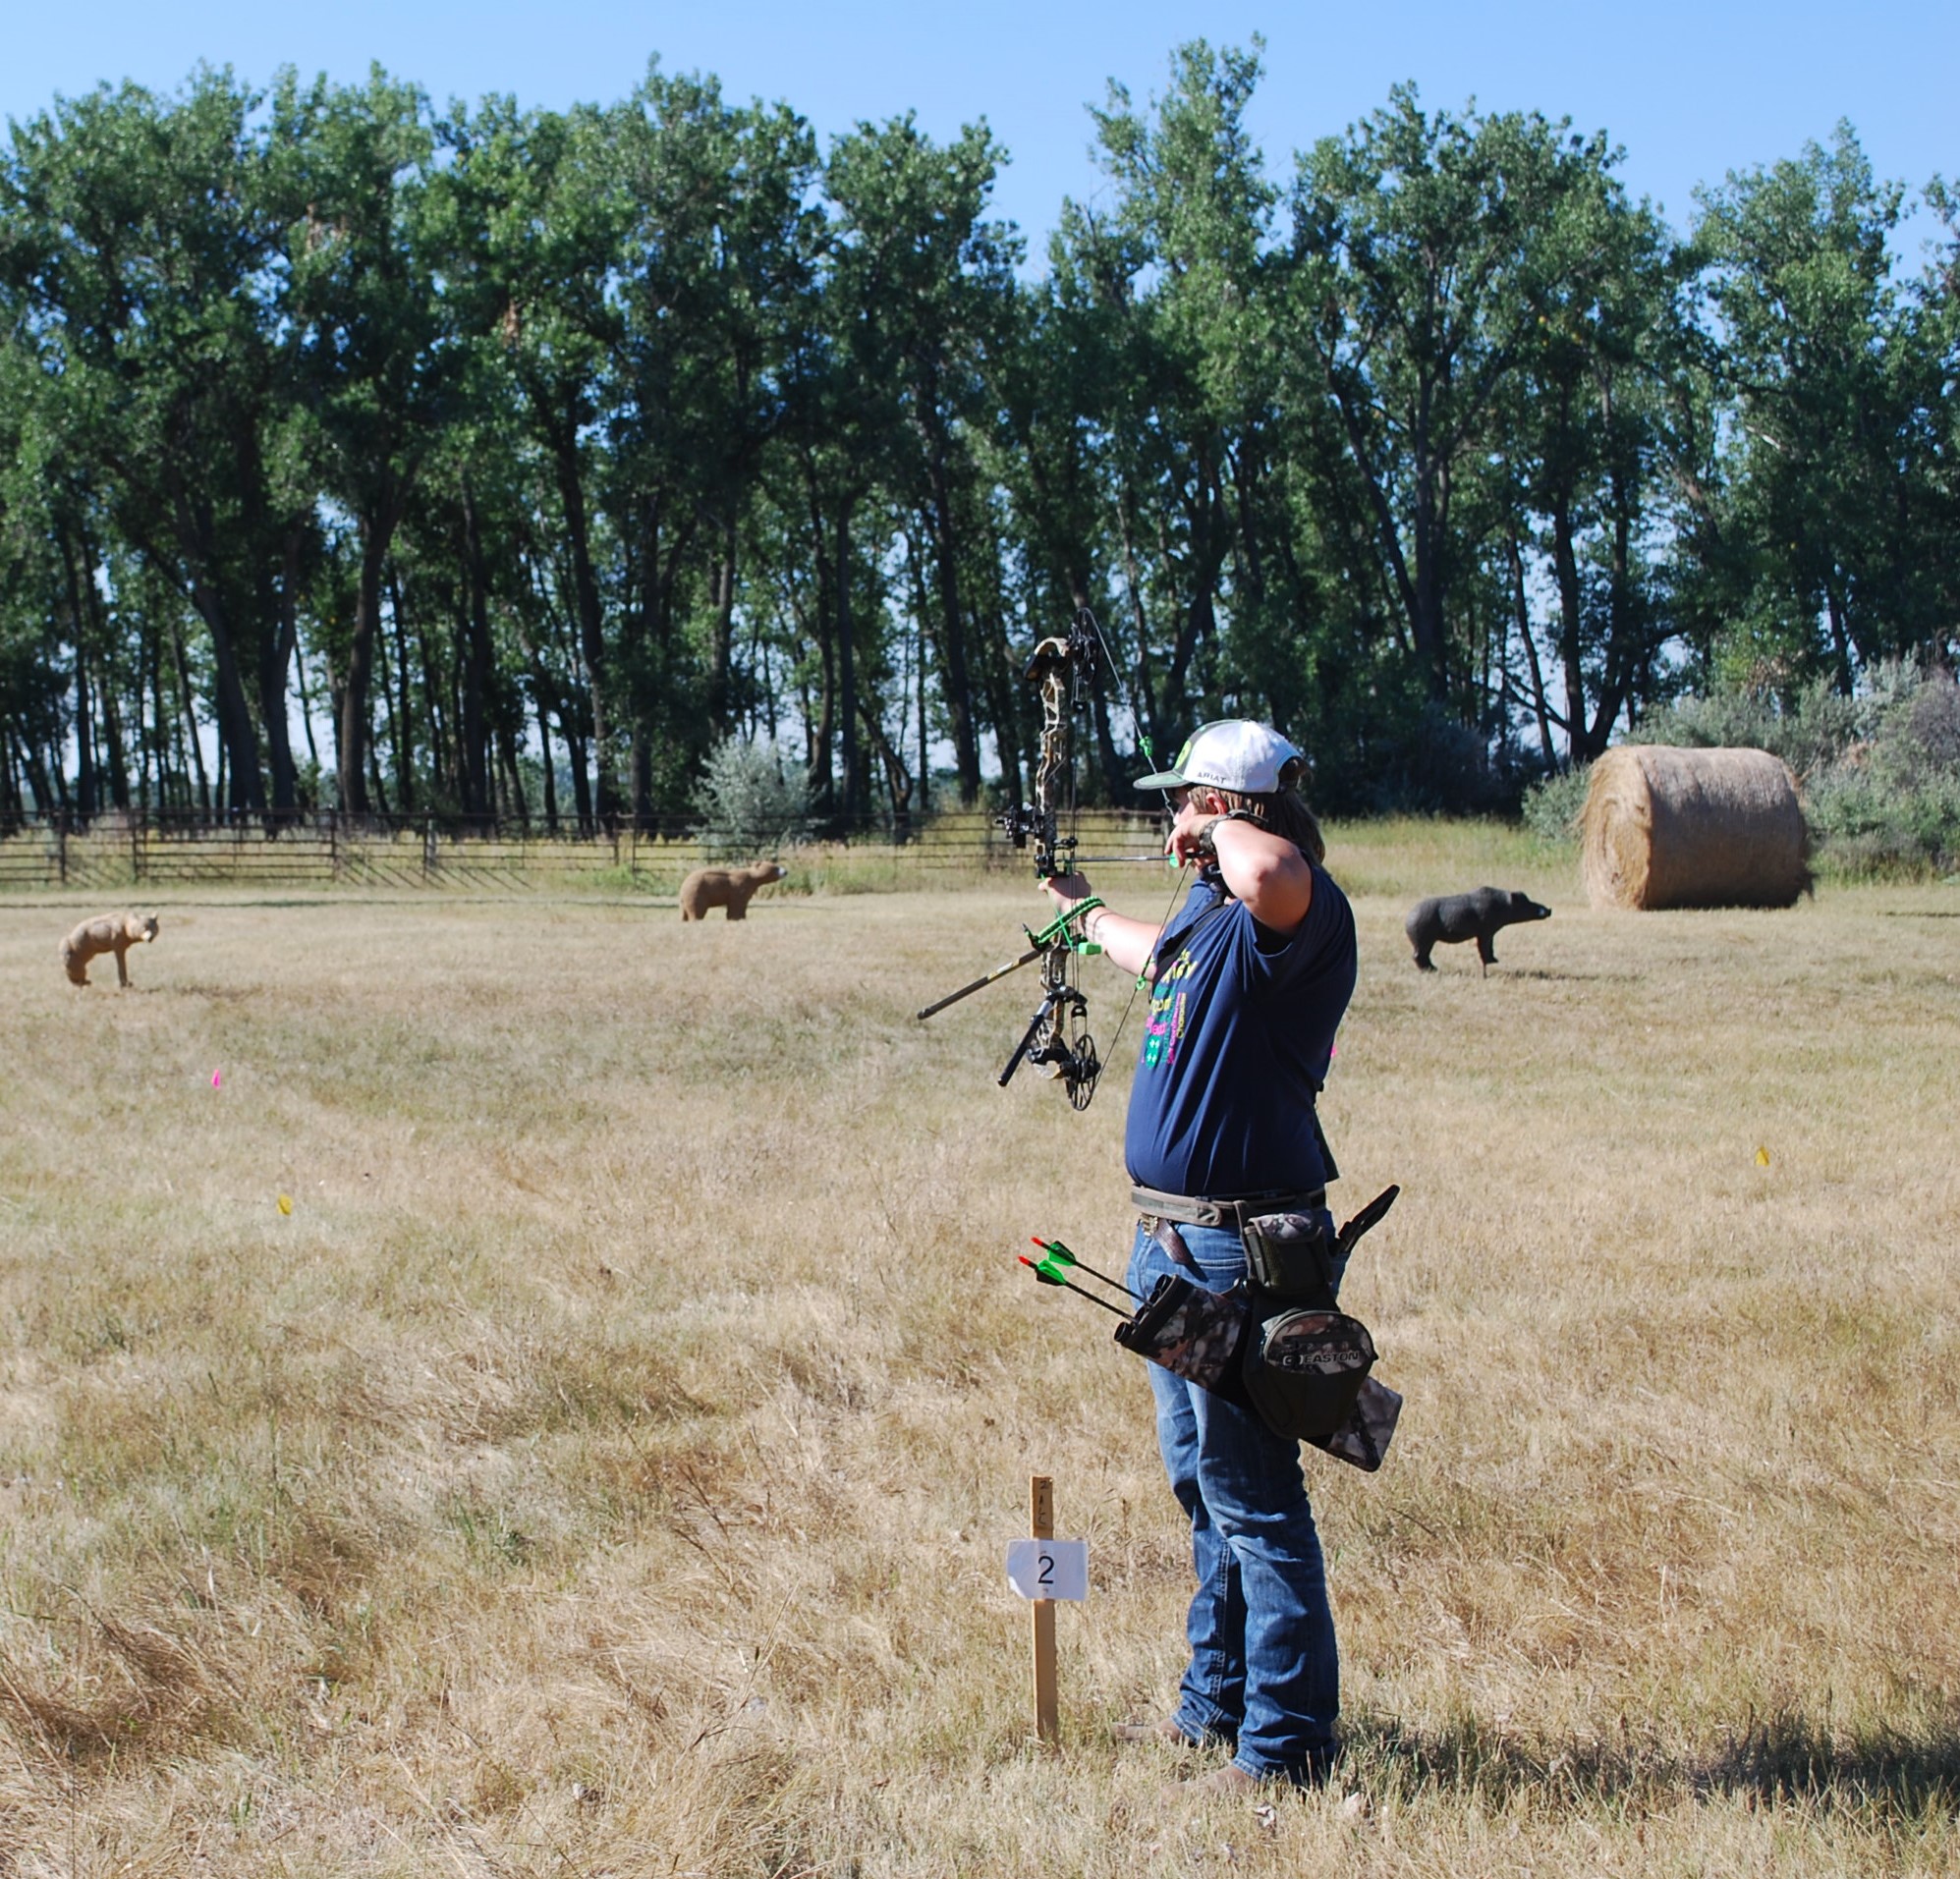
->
[914,609,1110,1110]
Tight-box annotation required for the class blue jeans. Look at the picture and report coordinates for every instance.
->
[1128,1218,1343,1784]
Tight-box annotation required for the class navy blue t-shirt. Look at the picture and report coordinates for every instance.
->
[1123,863,1357,1198]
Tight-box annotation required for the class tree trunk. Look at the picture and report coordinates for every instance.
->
[835,501,859,822]
[1550,494,1588,757]
[294,636,322,779]
[57,531,97,819]
[551,434,616,827]
[534,680,560,834]
[461,486,494,824]
[562,691,593,834]
[74,645,96,821]
[1586,470,1641,751]
[983,643,1024,817]
[98,654,131,812]
[1160,461,1229,713]
[903,529,933,814]
[144,632,165,810]
[419,607,448,806]
[924,438,980,804]
[707,514,738,734]
[1086,656,1124,805]
[339,523,386,817]
[1115,478,1165,751]
[499,725,529,831]
[167,614,210,816]
[73,529,133,811]
[1505,531,1559,769]
[366,734,389,818]
[260,525,304,817]
[1321,357,1423,675]
[388,566,416,816]
[1410,396,1447,701]
[858,693,914,827]
[1823,580,1855,697]
[185,574,263,815]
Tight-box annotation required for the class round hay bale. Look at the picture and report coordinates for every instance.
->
[1580,746,1808,911]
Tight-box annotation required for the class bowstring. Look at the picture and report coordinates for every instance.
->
[1094,829,1189,1083]
[1062,607,1189,1092]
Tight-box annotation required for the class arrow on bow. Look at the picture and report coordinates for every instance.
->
[915,608,1121,1111]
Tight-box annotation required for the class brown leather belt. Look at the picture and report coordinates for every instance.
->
[1129,1183,1327,1230]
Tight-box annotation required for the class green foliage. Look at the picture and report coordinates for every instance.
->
[1520,763,1594,843]
[1688,128,1955,685]
[0,54,1954,835]
[1805,670,1960,877]
[1629,676,1861,781]
[690,736,812,859]
[1807,768,1960,879]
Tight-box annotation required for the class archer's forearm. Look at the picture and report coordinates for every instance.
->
[1082,906,1162,979]
[1207,819,1313,931]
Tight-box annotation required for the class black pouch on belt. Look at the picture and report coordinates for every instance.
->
[1236,1198,1393,1441]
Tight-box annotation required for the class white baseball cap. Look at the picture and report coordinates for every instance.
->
[1135,720,1305,796]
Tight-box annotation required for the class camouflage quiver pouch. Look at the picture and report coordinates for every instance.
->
[1114,1274,1256,1409]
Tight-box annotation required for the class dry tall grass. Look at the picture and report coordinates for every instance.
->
[0,827,1956,1876]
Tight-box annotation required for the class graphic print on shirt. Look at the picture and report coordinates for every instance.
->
[1142,948,1198,1072]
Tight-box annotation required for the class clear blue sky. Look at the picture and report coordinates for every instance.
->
[4,0,1953,264]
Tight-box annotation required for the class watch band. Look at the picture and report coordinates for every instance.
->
[1194,808,1263,858]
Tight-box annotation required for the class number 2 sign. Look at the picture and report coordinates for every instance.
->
[1006,1538,1089,1601]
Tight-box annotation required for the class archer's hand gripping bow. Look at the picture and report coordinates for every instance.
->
[914,611,1107,1110]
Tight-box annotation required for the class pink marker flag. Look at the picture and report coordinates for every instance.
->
[211,1070,222,1089]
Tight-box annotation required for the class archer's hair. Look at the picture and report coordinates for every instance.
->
[1207,760,1325,865]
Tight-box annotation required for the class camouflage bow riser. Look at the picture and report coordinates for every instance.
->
[997,623,1102,1108]
[915,610,1108,1111]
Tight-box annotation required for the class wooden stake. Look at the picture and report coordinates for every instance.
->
[1031,1474,1057,1743]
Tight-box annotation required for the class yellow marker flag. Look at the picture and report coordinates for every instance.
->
[1754,1147,1770,1168]
[277,1194,294,1215]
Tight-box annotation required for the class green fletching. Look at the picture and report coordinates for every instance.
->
[1032,1240,1078,1283]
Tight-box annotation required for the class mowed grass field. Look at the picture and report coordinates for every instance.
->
[1,822,1957,1877]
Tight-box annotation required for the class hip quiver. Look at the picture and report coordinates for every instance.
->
[1116,1186,1401,1466]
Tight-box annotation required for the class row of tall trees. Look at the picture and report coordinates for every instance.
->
[1,46,1954,827]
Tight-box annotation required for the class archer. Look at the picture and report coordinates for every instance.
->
[1042,720,1361,1796]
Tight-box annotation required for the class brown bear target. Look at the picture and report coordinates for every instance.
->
[678,861,786,921]
[60,912,160,987]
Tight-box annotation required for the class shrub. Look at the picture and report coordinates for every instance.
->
[1520,762,1593,843]
[690,738,812,861]
[1805,668,1960,878]
[1630,677,1858,782]
[1628,661,1960,878]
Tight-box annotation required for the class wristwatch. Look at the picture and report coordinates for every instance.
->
[1193,809,1264,858]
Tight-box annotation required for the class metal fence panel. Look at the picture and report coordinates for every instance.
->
[0,808,1166,893]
